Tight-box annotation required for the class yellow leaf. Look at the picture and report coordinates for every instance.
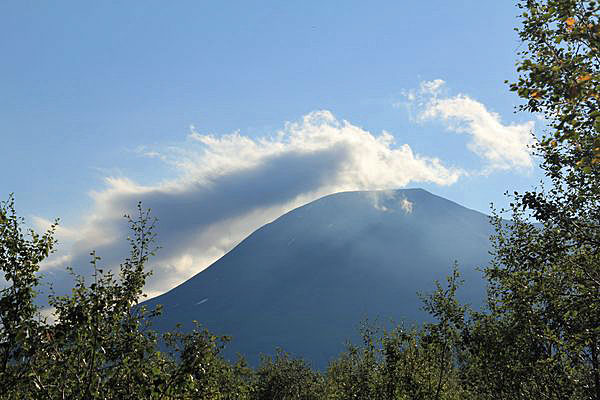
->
[577,74,592,83]
[566,17,576,31]
[531,91,542,99]
[550,140,558,148]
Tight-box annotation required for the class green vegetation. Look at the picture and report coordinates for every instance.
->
[1,0,598,398]
[509,0,600,169]
[0,201,252,399]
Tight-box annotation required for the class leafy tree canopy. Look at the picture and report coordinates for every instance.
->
[510,0,600,170]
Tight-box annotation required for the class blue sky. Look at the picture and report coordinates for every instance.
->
[1,1,544,297]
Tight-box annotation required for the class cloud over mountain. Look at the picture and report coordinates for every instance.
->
[31,81,536,300]
[38,110,462,298]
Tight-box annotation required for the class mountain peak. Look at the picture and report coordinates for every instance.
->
[143,189,491,368]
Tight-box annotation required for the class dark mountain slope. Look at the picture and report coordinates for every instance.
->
[142,188,493,368]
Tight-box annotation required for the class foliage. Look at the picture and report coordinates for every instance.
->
[0,194,57,398]
[460,195,600,399]
[325,324,386,399]
[510,0,600,169]
[324,275,467,400]
[0,199,253,399]
[491,1,600,398]
[252,350,325,400]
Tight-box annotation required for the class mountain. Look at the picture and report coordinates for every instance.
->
[141,188,494,369]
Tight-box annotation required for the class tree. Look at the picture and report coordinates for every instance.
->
[0,194,57,398]
[253,350,325,400]
[325,324,386,400]
[403,4,600,398]
[479,198,599,399]
[450,1,600,398]
[379,271,467,400]
[510,0,600,170]
[0,197,252,399]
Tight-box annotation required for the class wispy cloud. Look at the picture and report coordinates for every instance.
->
[366,190,414,214]
[402,79,536,172]
[31,216,78,242]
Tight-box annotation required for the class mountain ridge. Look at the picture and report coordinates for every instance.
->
[142,188,493,368]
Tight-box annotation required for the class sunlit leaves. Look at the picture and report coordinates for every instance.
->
[577,73,592,83]
[0,199,254,399]
[512,0,600,172]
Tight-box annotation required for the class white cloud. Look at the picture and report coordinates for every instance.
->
[31,216,78,242]
[366,190,414,214]
[400,198,413,214]
[420,79,446,96]
[367,190,395,212]
[367,190,414,214]
[415,79,536,172]
[37,306,57,325]
[39,110,463,299]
